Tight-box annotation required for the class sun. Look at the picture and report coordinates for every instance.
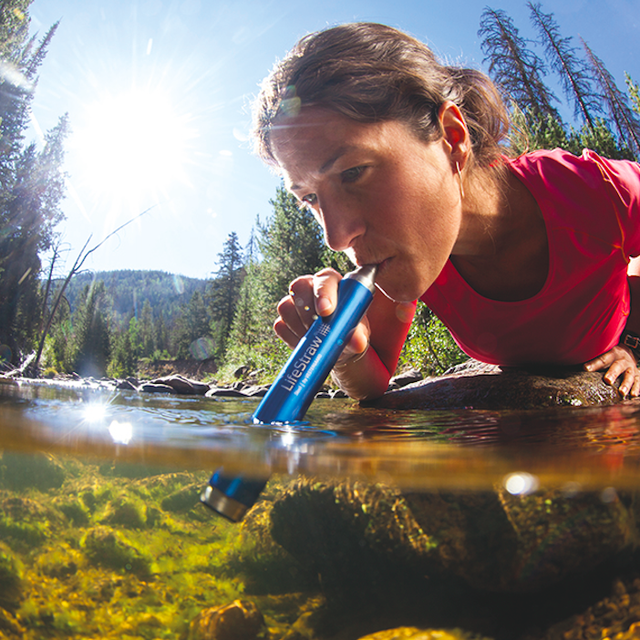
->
[71,87,196,216]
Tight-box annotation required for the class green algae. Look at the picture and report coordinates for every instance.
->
[0,452,261,639]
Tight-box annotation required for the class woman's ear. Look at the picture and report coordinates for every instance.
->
[438,101,470,170]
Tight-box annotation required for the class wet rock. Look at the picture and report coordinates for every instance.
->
[241,385,270,397]
[388,367,424,390]
[370,365,620,410]
[187,599,267,640]
[138,382,175,394]
[269,477,635,596]
[115,378,137,391]
[206,387,250,398]
[151,374,210,395]
[234,365,251,379]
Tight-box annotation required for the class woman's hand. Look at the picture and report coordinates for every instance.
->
[584,345,640,397]
[274,268,371,365]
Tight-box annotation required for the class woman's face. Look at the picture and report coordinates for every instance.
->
[270,107,463,302]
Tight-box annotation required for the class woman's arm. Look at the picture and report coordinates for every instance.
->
[275,268,415,401]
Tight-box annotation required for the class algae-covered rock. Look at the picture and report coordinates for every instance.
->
[35,543,83,578]
[101,497,147,528]
[403,487,635,592]
[57,498,90,525]
[0,543,23,613]
[0,495,60,550]
[82,526,152,577]
[0,451,66,490]
[228,488,318,595]
[269,477,635,595]
[161,483,202,513]
[370,366,620,410]
[0,607,25,636]
[269,478,437,597]
[188,599,267,640]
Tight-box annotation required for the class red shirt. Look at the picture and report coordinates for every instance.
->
[420,149,640,366]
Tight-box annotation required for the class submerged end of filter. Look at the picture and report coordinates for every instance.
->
[200,485,250,523]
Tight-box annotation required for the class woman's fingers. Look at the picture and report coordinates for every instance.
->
[335,317,371,366]
[584,345,640,397]
[275,267,373,364]
[275,269,344,348]
[312,268,342,316]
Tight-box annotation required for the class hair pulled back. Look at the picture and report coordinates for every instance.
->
[253,22,510,169]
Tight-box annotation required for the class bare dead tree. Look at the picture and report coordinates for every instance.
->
[32,206,155,374]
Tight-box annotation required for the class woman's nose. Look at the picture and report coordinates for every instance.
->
[317,197,365,252]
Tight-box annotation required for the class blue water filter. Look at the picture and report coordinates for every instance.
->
[252,263,378,424]
[200,469,268,522]
[201,264,377,521]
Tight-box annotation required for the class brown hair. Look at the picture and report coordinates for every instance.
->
[253,22,510,169]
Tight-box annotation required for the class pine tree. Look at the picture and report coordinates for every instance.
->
[0,4,67,362]
[479,7,559,122]
[138,299,155,357]
[207,231,245,358]
[581,37,640,157]
[223,186,331,377]
[70,281,111,377]
[257,186,326,302]
[528,2,600,129]
[627,74,640,115]
[173,291,212,360]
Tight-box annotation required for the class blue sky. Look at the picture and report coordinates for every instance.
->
[28,0,640,279]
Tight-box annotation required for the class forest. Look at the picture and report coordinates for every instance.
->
[1,1,640,383]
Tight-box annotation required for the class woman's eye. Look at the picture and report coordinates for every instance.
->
[301,193,317,206]
[341,166,366,183]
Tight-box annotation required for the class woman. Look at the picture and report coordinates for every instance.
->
[251,22,640,401]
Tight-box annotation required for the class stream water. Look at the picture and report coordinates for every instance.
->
[0,378,639,639]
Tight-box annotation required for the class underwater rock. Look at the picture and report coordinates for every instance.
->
[82,526,152,578]
[0,542,23,613]
[540,575,640,640]
[404,486,634,592]
[370,364,621,410]
[0,607,25,636]
[269,478,437,598]
[101,498,147,529]
[187,599,267,640]
[269,477,635,596]
[161,483,203,513]
[0,451,66,491]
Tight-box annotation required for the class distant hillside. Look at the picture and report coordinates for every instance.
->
[54,269,208,325]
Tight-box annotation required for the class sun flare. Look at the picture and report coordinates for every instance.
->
[72,88,195,213]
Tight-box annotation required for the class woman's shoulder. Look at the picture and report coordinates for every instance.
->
[507,148,640,185]
[505,148,640,205]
